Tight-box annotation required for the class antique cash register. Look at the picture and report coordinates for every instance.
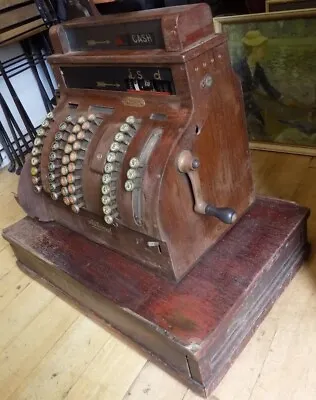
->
[3,4,309,397]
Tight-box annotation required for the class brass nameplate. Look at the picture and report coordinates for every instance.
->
[122,97,146,107]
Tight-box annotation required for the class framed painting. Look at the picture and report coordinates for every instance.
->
[214,10,316,155]
[266,0,316,12]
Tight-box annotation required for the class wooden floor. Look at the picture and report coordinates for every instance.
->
[1,150,316,400]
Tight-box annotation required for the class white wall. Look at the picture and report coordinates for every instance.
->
[0,41,57,167]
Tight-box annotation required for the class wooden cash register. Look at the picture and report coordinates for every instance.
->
[3,4,310,397]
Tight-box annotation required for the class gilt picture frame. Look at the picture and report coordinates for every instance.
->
[214,10,316,156]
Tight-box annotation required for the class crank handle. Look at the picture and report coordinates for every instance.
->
[204,204,237,224]
[177,150,237,225]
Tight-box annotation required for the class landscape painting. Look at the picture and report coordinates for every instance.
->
[214,11,316,155]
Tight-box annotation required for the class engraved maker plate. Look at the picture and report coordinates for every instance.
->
[122,97,146,107]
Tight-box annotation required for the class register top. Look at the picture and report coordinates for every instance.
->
[49,4,214,54]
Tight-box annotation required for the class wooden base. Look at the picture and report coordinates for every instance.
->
[2,196,310,397]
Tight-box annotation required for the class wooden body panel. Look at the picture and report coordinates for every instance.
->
[159,42,254,278]
[3,197,310,396]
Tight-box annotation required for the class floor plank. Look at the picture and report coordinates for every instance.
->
[0,246,15,279]
[0,237,9,253]
[65,337,147,400]
[0,297,79,400]
[123,363,188,400]
[0,170,23,252]
[247,279,316,400]
[0,262,31,312]
[0,281,55,353]
[8,317,111,400]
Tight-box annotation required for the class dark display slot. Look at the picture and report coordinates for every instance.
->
[64,20,164,52]
[90,105,114,115]
[150,113,167,121]
[61,66,176,95]
[125,79,173,95]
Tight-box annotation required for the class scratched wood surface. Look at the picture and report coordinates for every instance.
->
[1,150,316,400]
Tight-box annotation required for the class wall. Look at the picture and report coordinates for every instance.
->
[0,41,57,167]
